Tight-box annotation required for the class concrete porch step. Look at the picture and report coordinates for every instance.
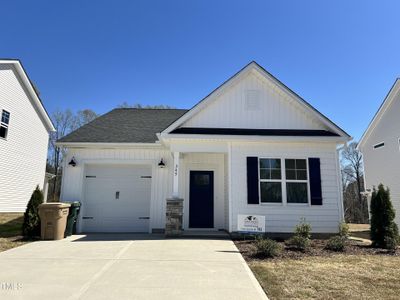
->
[180,230,230,239]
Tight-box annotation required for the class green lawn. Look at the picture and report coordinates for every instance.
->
[0,213,29,252]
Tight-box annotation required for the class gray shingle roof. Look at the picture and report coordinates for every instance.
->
[57,108,188,143]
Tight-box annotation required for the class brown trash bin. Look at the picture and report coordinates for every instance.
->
[38,203,71,240]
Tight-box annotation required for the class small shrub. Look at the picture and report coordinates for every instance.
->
[326,236,346,252]
[338,222,349,238]
[255,237,282,258]
[285,235,310,251]
[295,218,312,239]
[370,184,399,249]
[22,186,44,237]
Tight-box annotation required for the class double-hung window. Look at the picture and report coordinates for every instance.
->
[257,158,310,204]
[285,159,308,203]
[259,158,282,203]
[0,110,10,139]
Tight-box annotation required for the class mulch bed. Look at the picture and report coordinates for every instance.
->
[234,238,399,261]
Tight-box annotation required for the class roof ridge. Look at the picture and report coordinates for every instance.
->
[114,107,188,111]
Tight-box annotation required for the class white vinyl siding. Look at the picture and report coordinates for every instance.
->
[230,141,342,233]
[183,71,329,131]
[361,87,400,226]
[0,64,49,212]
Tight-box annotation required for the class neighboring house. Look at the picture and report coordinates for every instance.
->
[358,79,400,225]
[57,61,351,234]
[0,59,55,212]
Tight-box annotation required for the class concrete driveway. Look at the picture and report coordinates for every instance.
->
[0,235,267,300]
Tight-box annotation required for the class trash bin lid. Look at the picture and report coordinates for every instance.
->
[69,201,81,207]
[39,202,71,209]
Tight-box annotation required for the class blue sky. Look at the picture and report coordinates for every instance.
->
[1,1,399,140]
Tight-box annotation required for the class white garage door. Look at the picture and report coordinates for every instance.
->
[82,164,152,233]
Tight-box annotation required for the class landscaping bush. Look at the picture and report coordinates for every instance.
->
[22,186,44,238]
[338,222,349,238]
[294,218,312,239]
[285,235,310,251]
[255,237,282,258]
[326,236,346,252]
[285,218,312,251]
[370,184,399,249]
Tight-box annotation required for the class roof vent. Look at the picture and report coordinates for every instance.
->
[245,90,260,111]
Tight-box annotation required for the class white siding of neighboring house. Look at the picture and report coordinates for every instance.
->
[61,147,173,231]
[0,65,49,212]
[229,141,342,233]
[361,90,400,226]
[183,71,329,131]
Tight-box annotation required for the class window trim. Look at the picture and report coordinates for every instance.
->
[373,142,385,149]
[257,157,311,206]
[0,109,10,140]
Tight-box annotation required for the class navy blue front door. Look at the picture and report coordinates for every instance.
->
[189,171,214,228]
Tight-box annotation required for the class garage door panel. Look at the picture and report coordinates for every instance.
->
[82,164,152,233]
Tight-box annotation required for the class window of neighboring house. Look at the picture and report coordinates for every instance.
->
[373,142,385,149]
[0,110,10,139]
[285,159,309,204]
[259,158,282,203]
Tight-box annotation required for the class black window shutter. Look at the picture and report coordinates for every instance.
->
[247,157,259,204]
[308,158,322,205]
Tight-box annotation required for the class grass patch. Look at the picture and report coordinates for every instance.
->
[249,255,400,300]
[0,213,30,252]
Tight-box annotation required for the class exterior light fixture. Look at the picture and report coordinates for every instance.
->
[158,158,166,168]
[68,157,77,167]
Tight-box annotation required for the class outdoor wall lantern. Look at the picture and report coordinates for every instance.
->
[158,158,166,168]
[68,156,77,167]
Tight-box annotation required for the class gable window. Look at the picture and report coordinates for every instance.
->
[285,159,308,203]
[259,158,282,203]
[373,142,384,149]
[0,110,10,139]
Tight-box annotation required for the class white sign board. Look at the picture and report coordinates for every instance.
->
[237,215,266,233]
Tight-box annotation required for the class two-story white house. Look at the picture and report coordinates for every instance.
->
[358,78,400,225]
[0,59,55,212]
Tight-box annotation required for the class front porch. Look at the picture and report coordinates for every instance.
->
[166,150,229,235]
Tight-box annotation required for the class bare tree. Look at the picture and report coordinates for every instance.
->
[341,142,364,203]
[48,108,98,201]
[48,109,75,201]
[340,142,369,223]
[74,109,98,130]
[117,102,175,109]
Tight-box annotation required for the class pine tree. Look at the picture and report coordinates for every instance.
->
[370,184,399,249]
[22,186,44,237]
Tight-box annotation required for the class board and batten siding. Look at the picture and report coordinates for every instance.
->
[60,147,173,231]
[183,71,328,131]
[229,141,343,233]
[361,90,400,226]
[0,65,49,212]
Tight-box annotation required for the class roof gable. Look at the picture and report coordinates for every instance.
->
[161,61,350,139]
[358,79,400,149]
[0,59,55,132]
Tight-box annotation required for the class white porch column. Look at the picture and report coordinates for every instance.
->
[172,151,180,198]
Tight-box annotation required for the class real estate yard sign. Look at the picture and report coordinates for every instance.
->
[237,215,265,233]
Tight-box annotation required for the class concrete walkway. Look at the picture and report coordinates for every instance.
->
[0,234,267,300]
